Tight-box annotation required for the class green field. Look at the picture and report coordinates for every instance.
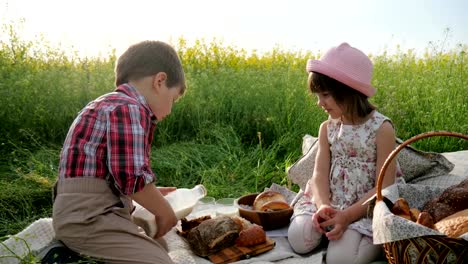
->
[1,22,467,246]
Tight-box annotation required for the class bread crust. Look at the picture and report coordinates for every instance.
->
[434,209,468,238]
[416,211,434,229]
[391,198,411,217]
[422,179,468,222]
[253,191,287,211]
[235,224,266,247]
[186,216,241,256]
[409,208,421,222]
[259,201,290,211]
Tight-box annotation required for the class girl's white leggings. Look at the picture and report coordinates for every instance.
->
[288,214,383,264]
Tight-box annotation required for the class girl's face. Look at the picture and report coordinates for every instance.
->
[315,92,343,119]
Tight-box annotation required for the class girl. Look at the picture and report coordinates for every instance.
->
[287,43,398,264]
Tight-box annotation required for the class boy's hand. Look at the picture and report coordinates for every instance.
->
[153,205,178,238]
[130,184,178,239]
[157,187,176,196]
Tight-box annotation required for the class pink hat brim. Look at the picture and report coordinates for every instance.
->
[307,60,376,97]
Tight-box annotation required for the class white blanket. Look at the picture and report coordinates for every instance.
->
[2,151,466,264]
[165,227,326,264]
[166,150,468,264]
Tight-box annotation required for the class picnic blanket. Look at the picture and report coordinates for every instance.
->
[0,185,327,264]
[1,149,467,264]
[165,149,468,264]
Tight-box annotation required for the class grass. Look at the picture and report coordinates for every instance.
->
[0,21,467,261]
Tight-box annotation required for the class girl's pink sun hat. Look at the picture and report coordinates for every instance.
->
[306,42,376,97]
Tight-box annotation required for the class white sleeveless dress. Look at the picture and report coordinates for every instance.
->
[294,111,393,237]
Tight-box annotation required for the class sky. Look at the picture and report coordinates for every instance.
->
[1,0,467,58]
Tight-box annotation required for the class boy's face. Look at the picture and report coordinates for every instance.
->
[149,73,183,121]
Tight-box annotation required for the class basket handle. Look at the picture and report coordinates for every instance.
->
[376,131,468,201]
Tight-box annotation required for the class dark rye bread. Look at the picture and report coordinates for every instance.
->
[186,216,241,257]
[422,178,468,222]
[179,215,212,237]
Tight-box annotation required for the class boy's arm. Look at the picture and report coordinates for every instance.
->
[130,183,178,238]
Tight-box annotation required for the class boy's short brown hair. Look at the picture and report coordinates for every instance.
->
[115,41,186,94]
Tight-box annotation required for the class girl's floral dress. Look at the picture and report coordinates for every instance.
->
[294,111,394,237]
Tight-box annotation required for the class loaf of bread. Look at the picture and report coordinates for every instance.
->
[179,215,212,238]
[186,216,241,256]
[181,215,267,256]
[422,179,468,222]
[253,191,289,211]
[434,209,468,238]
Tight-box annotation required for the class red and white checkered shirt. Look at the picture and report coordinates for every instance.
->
[58,84,157,195]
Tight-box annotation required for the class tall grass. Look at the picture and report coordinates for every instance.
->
[371,47,468,148]
[0,22,467,238]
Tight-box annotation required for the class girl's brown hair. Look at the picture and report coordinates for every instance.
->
[308,72,375,124]
[115,41,186,94]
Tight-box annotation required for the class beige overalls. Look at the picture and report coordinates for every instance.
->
[53,177,173,264]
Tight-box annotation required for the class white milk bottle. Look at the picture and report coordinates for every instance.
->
[132,184,207,237]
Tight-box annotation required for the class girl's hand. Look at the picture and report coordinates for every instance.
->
[312,205,335,233]
[157,187,176,196]
[319,209,351,240]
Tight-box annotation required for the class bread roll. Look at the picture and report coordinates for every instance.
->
[410,208,421,222]
[416,211,434,229]
[253,191,287,211]
[434,209,468,238]
[396,213,412,221]
[259,201,290,211]
[235,224,266,247]
[391,198,411,218]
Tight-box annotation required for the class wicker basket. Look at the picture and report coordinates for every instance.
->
[375,131,468,264]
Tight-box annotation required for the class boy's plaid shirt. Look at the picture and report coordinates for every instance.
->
[58,84,157,195]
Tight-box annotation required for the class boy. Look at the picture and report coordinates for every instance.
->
[53,40,186,263]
